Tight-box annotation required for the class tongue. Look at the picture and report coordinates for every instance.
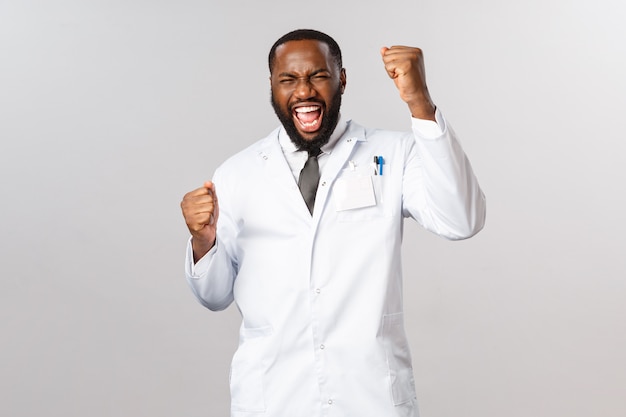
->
[296,109,321,124]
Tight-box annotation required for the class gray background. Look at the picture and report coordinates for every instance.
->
[1,0,625,416]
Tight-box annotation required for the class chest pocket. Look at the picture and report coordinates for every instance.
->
[332,164,392,222]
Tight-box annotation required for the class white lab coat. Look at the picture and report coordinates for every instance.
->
[186,117,486,417]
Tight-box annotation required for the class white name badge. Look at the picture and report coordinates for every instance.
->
[334,175,376,211]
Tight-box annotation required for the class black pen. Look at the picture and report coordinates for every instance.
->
[373,156,379,175]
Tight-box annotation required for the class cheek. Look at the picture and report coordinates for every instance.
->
[321,82,341,97]
[272,88,292,107]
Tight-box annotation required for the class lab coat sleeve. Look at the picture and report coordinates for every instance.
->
[402,109,486,240]
[185,237,235,311]
[184,169,239,311]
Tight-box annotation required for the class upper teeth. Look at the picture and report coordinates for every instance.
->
[295,106,319,113]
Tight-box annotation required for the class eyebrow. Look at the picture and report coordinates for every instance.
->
[277,69,330,78]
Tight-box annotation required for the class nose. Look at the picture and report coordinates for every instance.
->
[294,78,315,100]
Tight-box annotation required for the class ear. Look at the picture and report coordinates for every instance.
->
[340,68,347,93]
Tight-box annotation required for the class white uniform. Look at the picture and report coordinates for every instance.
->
[186,114,486,417]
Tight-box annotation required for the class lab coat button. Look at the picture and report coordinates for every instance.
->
[321,181,326,186]
[328,399,333,405]
[315,288,321,294]
[320,344,325,350]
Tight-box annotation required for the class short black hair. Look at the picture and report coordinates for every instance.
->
[268,29,343,72]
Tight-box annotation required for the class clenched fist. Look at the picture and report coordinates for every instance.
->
[181,181,219,262]
[381,46,436,121]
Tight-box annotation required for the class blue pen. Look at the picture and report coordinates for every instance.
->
[378,156,384,175]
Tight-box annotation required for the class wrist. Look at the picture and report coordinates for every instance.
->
[407,97,436,121]
[191,236,216,263]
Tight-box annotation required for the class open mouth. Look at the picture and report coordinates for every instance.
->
[292,104,324,133]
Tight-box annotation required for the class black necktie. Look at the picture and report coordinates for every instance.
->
[298,148,322,215]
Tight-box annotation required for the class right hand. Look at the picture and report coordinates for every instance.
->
[181,181,219,262]
[380,46,436,121]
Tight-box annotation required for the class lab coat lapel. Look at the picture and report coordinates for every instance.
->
[256,129,311,216]
[312,122,366,221]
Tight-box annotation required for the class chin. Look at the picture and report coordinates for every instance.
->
[299,131,322,141]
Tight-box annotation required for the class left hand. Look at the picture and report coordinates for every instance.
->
[381,46,436,121]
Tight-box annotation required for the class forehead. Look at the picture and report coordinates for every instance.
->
[272,40,334,74]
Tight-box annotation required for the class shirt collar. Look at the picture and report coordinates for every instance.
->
[278,114,348,156]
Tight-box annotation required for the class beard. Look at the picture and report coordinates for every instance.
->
[271,88,342,154]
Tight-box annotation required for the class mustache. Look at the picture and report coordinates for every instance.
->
[289,100,325,111]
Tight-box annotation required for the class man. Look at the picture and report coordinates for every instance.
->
[181,29,485,417]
